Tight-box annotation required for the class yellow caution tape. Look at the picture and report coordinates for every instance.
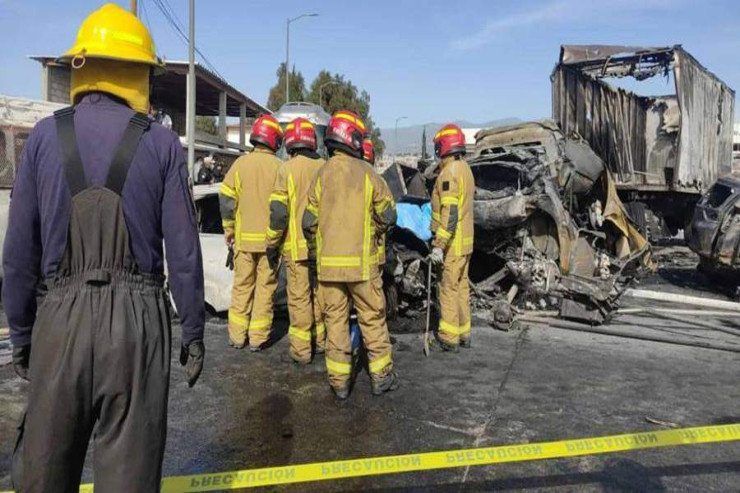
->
[3,423,738,492]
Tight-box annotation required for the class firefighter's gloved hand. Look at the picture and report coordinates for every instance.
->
[429,247,444,266]
[224,229,235,247]
[266,247,281,272]
[180,340,205,387]
[12,345,30,381]
[225,245,234,271]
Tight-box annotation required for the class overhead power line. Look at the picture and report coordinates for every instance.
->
[147,0,225,80]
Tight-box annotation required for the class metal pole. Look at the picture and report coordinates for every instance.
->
[130,0,138,15]
[285,18,290,105]
[394,116,407,158]
[285,14,318,106]
[186,0,195,175]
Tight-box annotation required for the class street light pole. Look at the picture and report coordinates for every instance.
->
[319,79,338,109]
[130,0,137,15]
[186,0,195,175]
[285,13,319,105]
[394,116,408,158]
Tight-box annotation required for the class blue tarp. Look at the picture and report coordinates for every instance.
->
[395,202,432,241]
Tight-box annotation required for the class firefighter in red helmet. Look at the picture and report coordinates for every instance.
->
[266,117,326,364]
[429,124,475,351]
[302,111,398,400]
[220,114,283,351]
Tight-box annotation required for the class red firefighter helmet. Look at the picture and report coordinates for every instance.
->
[433,124,466,158]
[284,117,317,153]
[325,110,366,158]
[249,114,283,151]
[362,138,376,165]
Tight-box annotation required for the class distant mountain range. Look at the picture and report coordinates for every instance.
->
[380,118,521,155]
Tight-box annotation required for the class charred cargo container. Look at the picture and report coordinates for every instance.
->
[552,45,735,237]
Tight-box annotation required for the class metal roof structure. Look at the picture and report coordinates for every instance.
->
[29,57,269,118]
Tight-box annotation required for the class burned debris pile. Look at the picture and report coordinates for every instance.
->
[380,120,655,329]
[469,121,654,326]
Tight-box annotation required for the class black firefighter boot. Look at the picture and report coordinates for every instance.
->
[428,337,459,353]
[372,371,400,396]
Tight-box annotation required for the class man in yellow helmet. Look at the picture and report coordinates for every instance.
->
[220,114,283,351]
[266,117,326,364]
[3,4,205,491]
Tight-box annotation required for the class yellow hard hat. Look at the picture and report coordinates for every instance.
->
[59,3,165,71]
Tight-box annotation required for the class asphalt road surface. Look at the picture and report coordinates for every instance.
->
[0,246,739,491]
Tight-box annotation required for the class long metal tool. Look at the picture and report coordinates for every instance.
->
[423,260,432,357]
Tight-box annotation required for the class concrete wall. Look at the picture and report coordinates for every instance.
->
[43,65,71,105]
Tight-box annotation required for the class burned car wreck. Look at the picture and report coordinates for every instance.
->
[469,121,654,326]
[687,175,740,296]
[381,121,654,328]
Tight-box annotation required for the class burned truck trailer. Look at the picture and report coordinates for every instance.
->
[552,45,735,236]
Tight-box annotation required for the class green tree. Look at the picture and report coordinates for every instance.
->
[195,116,217,135]
[266,63,307,111]
[306,71,385,156]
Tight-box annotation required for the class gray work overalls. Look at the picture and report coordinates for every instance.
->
[13,107,172,493]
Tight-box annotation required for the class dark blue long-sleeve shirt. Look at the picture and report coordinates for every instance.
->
[3,93,205,347]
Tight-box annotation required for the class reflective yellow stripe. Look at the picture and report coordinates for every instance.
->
[283,239,307,251]
[436,228,452,240]
[306,203,319,217]
[241,232,266,242]
[432,211,441,222]
[220,182,237,199]
[269,192,288,205]
[334,112,366,131]
[463,236,474,246]
[441,196,459,206]
[261,118,282,132]
[326,357,352,375]
[289,326,311,342]
[460,321,472,335]
[234,171,242,248]
[368,353,392,374]
[456,173,465,256]
[435,127,460,139]
[229,312,247,327]
[321,256,361,267]
[315,323,325,336]
[288,174,299,257]
[266,227,282,240]
[222,219,235,229]
[363,174,373,280]
[249,318,271,331]
[439,320,460,336]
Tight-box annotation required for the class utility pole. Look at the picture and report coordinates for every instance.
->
[130,0,137,15]
[394,116,408,159]
[186,0,196,175]
[285,13,319,105]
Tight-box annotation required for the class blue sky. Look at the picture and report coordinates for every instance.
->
[1,0,739,128]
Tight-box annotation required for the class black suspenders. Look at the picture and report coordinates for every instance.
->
[54,107,150,197]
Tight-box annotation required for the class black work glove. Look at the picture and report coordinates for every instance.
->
[225,245,234,271]
[179,340,205,387]
[266,247,281,272]
[12,345,30,381]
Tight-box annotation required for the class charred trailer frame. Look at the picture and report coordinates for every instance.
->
[552,45,735,236]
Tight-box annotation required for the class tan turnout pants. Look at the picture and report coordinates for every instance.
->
[320,274,393,390]
[286,260,326,363]
[228,250,278,349]
[438,254,472,347]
